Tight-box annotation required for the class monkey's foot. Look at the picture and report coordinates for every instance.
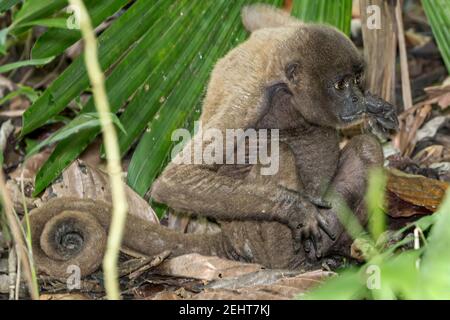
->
[290,208,336,259]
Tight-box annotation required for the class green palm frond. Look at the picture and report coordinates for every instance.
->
[422,0,450,74]
[292,0,352,35]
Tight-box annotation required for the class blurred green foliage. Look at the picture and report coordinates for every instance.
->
[302,168,450,300]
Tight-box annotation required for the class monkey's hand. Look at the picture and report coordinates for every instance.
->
[306,195,332,209]
[365,91,399,134]
[281,199,335,258]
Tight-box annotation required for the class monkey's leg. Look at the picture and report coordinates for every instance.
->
[28,198,233,278]
[219,220,307,270]
[317,134,384,257]
[214,144,312,270]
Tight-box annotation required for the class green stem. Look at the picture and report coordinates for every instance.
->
[68,0,128,300]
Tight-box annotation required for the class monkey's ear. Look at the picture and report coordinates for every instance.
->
[285,62,300,83]
[265,82,292,110]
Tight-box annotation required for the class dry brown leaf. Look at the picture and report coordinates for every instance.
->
[79,138,103,169]
[387,168,448,213]
[152,259,333,300]
[251,284,305,298]
[436,93,450,110]
[413,145,444,166]
[192,289,283,300]
[154,253,263,281]
[189,270,333,300]
[394,104,432,156]
[9,149,52,180]
[0,75,15,97]
[245,270,334,300]
[205,269,332,291]
[272,270,333,289]
[9,95,30,111]
[150,290,186,300]
[387,191,433,218]
[405,29,431,47]
[39,159,158,223]
[0,120,14,155]
[157,288,193,300]
[206,269,300,290]
[39,293,90,300]
[415,116,447,141]
[5,148,48,214]
[424,82,450,110]
[5,179,35,214]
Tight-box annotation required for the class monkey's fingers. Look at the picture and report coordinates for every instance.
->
[317,215,336,241]
[308,196,333,209]
[310,226,322,259]
[292,224,304,244]
[300,225,311,240]
[364,91,399,132]
[376,111,398,131]
[304,239,312,253]
[365,91,389,114]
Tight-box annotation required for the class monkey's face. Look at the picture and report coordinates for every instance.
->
[322,65,366,128]
[282,26,368,129]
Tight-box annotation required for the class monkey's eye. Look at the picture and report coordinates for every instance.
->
[334,79,347,91]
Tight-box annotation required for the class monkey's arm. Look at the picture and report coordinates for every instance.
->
[280,127,340,209]
[152,159,335,254]
[151,162,303,226]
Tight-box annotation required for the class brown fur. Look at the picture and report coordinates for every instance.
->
[151,5,371,252]
[28,133,382,278]
[28,198,226,278]
[241,4,301,32]
[29,5,388,278]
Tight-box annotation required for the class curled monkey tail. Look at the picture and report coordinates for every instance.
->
[241,4,301,32]
[28,197,230,278]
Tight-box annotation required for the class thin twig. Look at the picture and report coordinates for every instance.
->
[20,163,37,291]
[14,247,21,300]
[395,0,413,110]
[8,247,16,299]
[68,0,128,300]
[0,169,39,299]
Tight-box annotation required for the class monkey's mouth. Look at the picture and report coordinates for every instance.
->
[339,111,365,123]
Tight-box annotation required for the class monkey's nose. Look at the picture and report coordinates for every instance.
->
[351,95,358,103]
